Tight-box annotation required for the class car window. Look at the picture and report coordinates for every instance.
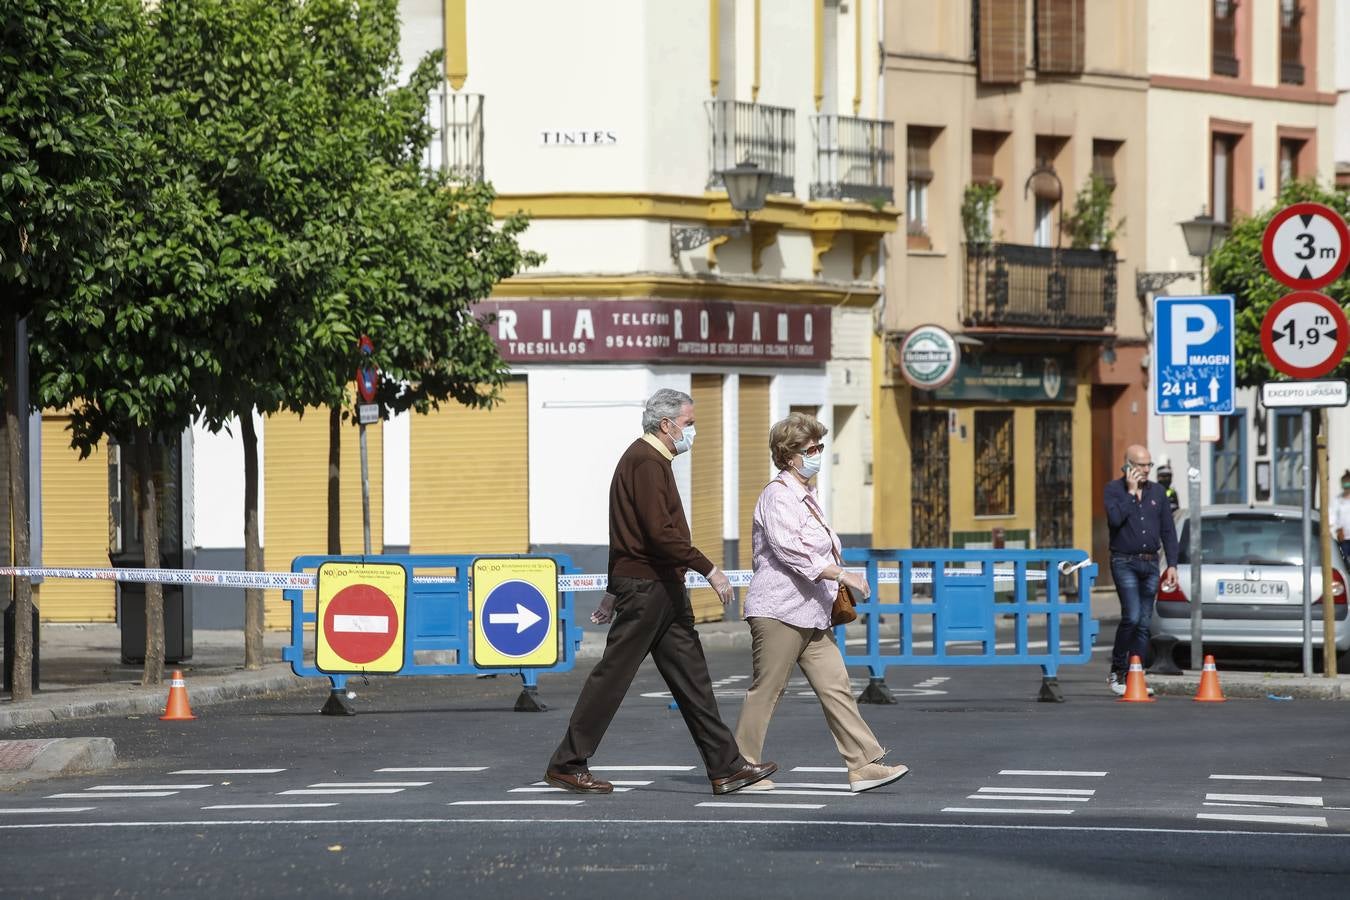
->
[1176,516,1323,566]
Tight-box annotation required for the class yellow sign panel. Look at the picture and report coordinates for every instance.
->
[472,557,558,668]
[315,561,408,674]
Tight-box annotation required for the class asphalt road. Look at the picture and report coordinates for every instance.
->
[2,646,1349,899]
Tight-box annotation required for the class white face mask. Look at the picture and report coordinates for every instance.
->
[670,421,696,455]
[795,451,822,480]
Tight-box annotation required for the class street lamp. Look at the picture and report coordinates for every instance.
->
[1176,205,1230,673]
[670,160,773,257]
[1178,207,1230,290]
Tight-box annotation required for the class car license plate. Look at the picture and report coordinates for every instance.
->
[1216,579,1289,600]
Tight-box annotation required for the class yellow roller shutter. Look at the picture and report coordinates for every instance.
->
[410,378,528,554]
[37,416,113,622]
[738,376,772,571]
[689,374,724,622]
[264,410,383,629]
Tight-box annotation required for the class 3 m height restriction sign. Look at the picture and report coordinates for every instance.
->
[1153,295,1236,415]
[315,561,408,674]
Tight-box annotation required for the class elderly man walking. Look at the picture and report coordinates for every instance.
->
[544,388,777,795]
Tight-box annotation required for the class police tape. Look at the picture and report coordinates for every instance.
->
[1,562,1053,595]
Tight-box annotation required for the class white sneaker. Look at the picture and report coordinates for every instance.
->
[742,778,776,791]
[849,762,909,793]
[1108,672,1126,696]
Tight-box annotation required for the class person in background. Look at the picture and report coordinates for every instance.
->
[1155,456,1180,514]
[1332,469,1350,565]
[733,412,909,794]
[544,388,776,796]
[1104,444,1178,694]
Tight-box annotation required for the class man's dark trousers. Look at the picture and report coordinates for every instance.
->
[1110,554,1159,673]
[549,576,745,779]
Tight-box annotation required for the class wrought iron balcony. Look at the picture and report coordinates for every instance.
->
[964,243,1117,331]
[809,114,894,204]
[425,88,484,183]
[706,100,795,196]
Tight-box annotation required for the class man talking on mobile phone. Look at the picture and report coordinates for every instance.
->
[1103,445,1179,695]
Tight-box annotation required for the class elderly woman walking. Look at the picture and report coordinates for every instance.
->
[734,412,909,793]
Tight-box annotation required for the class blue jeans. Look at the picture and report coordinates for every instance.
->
[1110,555,1159,674]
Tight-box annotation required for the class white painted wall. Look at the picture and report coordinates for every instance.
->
[191,412,263,549]
[382,411,410,546]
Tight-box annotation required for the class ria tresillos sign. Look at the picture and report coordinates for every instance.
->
[898,325,961,391]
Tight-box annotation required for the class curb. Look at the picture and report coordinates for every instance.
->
[1149,675,1348,701]
[0,670,312,732]
[0,737,117,788]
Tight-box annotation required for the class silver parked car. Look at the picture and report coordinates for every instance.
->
[1152,505,1349,669]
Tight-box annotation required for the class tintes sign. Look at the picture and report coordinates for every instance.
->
[472,300,831,366]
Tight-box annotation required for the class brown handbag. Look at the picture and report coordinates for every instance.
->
[801,493,856,627]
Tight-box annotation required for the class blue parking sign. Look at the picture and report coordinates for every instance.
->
[1153,295,1236,415]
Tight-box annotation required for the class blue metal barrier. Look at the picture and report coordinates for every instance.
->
[281,553,584,715]
[839,548,1099,703]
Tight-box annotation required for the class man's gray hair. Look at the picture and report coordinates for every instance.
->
[642,388,693,434]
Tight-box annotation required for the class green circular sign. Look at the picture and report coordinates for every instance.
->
[898,325,960,390]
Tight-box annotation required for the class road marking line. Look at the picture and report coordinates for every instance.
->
[0,808,97,814]
[171,769,285,775]
[509,787,633,793]
[697,802,827,810]
[86,785,210,791]
[763,783,850,791]
[749,790,854,798]
[1204,802,1293,809]
[976,787,1095,796]
[791,767,847,773]
[998,770,1107,777]
[305,782,430,788]
[529,780,652,787]
[278,789,404,795]
[202,804,338,810]
[967,795,1088,803]
[1205,793,1324,807]
[448,800,584,806]
[1209,774,1322,782]
[1197,813,1328,828]
[46,792,177,799]
[589,766,695,772]
[375,767,487,773]
[942,807,1075,815]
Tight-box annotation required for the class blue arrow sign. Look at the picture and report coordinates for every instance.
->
[479,580,551,657]
[1153,295,1236,415]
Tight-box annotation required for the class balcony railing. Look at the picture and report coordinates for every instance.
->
[965,243,1117,330]
[425,89,484,183]
[810,114,894,203]
[706,100,795,195]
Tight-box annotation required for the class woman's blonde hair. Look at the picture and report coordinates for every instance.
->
[769,412,828,471]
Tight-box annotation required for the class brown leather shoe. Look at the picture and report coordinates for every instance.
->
[710,761,778,795]
[544,770,614,794]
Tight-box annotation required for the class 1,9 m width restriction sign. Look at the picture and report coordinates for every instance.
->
[1261,202,1350,290]
[1260,291,1349,379]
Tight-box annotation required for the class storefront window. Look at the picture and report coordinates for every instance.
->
[974,410,1014,516]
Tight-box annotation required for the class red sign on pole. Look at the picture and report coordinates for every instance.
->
[355,335,378,403]
[1259,290,1349,379]
[321,584,400,666]
[1260,202,1350,290]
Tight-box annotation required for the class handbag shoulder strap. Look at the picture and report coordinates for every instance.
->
[799,487,842,567]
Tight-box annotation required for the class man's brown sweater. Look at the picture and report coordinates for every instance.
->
[607,436,715,582]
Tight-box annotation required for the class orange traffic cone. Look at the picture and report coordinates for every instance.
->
[1118,654,1155,703]
[160,669,196,721]
[1193,654,1227,703]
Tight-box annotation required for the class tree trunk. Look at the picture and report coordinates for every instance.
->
[134,429,165,686]
[327,406,341,554]
[241,411,264,670]
[3,313,34,700]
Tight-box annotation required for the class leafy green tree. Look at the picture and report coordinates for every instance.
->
[1,0,142,697]
[1207,180,1349,387]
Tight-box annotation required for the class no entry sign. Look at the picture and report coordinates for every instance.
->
[316,561,408,674]
[1261,202,1349,290]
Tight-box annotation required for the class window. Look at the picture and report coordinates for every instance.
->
[1278,136,1306,192]
[1212,0,1239,77]
[1279,0,1304,85]
[972,130,1007,237]
[974,411,1015,516]
[1032,135,1065,247]
[976,0,1027,85]
[1035,0,1085,75]
[1273,410,1303,505]
[1211,409,1247,504]
[1092,140,1120,192]
[907,126,935,248]
[1211,133,1237,223]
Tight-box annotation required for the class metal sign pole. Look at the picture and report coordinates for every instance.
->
[1301,407,1313,676]
[1188,415,1203,670]
[1319,410,1337,676]
[359,421,372,556]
